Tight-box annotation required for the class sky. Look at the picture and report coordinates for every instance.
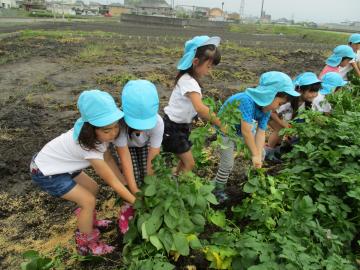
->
[171,0,360,23]
[114,0,360,24]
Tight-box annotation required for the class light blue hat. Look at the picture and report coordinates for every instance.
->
[121,80,159,130]
[177,35,221,70]
[320,72,348,95]
[349,33,360,44]
[293,72,321,87]
[325,45,356,67]
[73,90,124,140]
[245,71,300,106]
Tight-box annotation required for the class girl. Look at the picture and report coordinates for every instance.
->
[319,45,356,79]
[214,71,300,202]
[162,35,226,174]
[265,72,321,161]
[30,90,139,255]
[312,72,347,113]
[339,33,360,80]
[115,80,164,187]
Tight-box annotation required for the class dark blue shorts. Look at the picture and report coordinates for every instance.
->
[30,165,80,197]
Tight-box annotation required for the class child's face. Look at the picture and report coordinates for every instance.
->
[352,43,360,52]
[340,58,352,67]
[302,90,318,102]
[262,96,288,112]
[95,121,120,142]
[193,59,213,78]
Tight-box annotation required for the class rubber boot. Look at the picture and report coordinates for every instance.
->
[75,228,114,255]
[118,203,135,234]
[74,208,112,230]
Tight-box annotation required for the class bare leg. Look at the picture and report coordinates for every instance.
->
[176,150,195,174]
[62,184,96,234]
[74,172,99,196]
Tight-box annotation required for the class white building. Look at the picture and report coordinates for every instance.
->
[1,0,17,8]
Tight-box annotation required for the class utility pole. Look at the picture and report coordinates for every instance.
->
[221,1,224,15]
[260,0,264,19]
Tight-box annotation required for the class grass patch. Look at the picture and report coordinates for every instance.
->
[229,24,349,44]
[96,73,138,86]
[20,30,117,40]
[78,43,108,60]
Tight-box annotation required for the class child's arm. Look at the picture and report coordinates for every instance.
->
[103,150,126,185]
[89,159,136,204]
[255,128,266,160]
[270,111,289,128]
[187,92,227,133]
[351,61,360,77]
[241,120,262,168]
[116,146,140,195]
[146,147,160,176]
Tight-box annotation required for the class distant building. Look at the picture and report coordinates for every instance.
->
[126,0,172,16]
[193,6,209,18]
[107,3,129,16]
[209,7,224,21]
[273,17,294,25]
[260,10,271,23]
[227,12,240,21]
[1,0,17,8]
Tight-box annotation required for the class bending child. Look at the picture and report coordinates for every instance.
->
[312,72,348,113]
[265,72,321,161]
[115,80,163,187]
[319,45,356,79]
[214,71,300,202]
[339,33,360,80]
[162,35,226,174]
[30,90,138,255]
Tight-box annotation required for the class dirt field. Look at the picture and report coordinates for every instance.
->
[0,21,328,269]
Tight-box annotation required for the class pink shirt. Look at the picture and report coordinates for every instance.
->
[319,65,340,79]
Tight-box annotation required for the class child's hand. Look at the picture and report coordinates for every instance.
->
[252,155,262,168]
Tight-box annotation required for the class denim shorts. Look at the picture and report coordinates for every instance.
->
[30,157,80,197]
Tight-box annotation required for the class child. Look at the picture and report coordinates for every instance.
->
[339,33,360,80]
[162,35,226,174]
[115,80,164,187]
[30,90,139,255]
[265,72,321,161]
[319,45,356,79]
[312,72,347,113]
[214,71,300,201]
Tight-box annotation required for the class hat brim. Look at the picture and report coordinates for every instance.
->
[90,109,124,127]
[320,80,348,95]
[177,50,196,70]
[201,36,221,47]
[124,114,157,130]
[283,88,301,97]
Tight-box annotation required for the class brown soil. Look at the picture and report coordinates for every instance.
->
[0,22,326,269]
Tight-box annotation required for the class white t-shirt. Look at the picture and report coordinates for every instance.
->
[339,50,360,80]
[276,102,305,121]
[114,115,164,148]
[312,94,332,113]
[34,129,108,176]
[164,73,202,124]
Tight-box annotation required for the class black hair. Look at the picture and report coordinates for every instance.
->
[175,44,221,86]
[78,122,102,151]
[78,122,120,151]
[341,57,353,62]
[290,82,321,118]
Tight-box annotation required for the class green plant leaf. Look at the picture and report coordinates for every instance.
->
[173,233,190,256]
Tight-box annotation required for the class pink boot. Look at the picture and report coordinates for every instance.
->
[75,228,114,255]
[118,203,135,234]
[74,208,112,230]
